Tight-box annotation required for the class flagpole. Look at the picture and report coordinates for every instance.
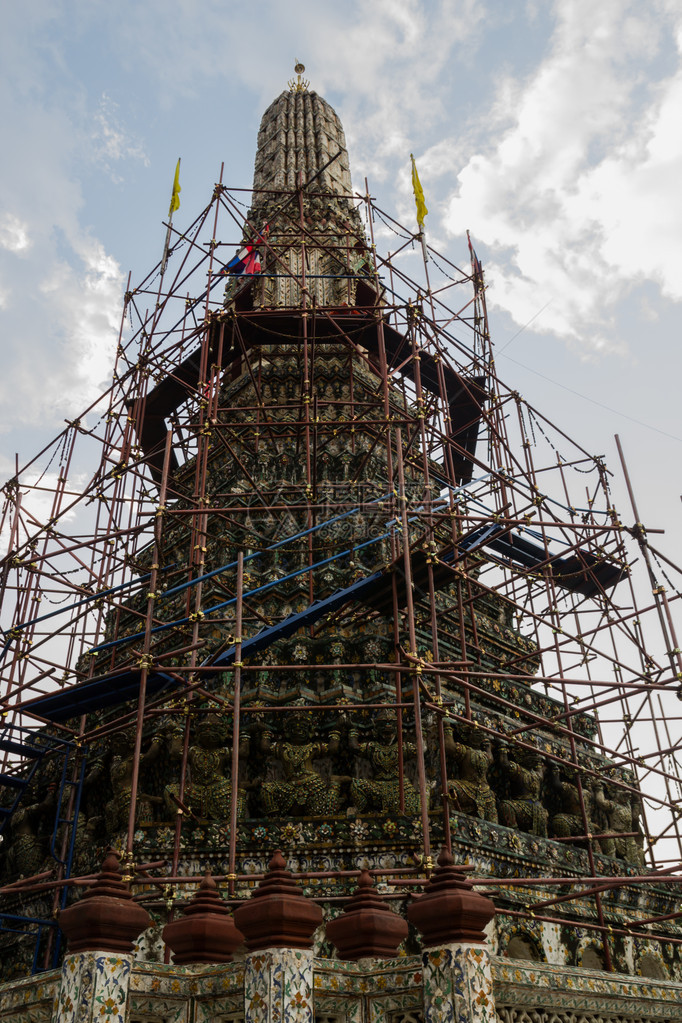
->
[160,219,173,277]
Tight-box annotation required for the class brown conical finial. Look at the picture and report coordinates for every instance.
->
[407,848,495,947]
[57,849,151,954]
[162,870,244,964]
[326,869,408,960]
[233,850,322,950]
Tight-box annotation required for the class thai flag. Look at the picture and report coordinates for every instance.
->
[222,225,269,276]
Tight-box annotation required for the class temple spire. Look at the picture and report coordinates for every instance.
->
[251,87,354,198]
[244,78,367,310]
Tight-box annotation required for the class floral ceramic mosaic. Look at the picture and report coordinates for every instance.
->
[492,956,682,1018]
[314,954,422,1022]
[420,943,494,1023]
[54,953,132,1023]
[6,941,682,1023]
[0,969,58,1023]
[244,948,313,1023]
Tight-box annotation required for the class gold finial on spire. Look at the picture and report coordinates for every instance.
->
[288,60,309,93]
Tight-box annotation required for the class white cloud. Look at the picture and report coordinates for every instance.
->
[442,0,682,353]
[0,461,86,557]
[91,93,149,182]
[37,237,123,415]
[0,214,31,253]
[98,0,483,181]
[0,0,486,434]
[0,235,123,431]
[308,0,485,181]
[0,3,128,430]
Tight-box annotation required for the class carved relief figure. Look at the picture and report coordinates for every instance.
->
[349,710,420,815]
[594,781,639,862]
[548,764,593,843]
[104,728,163,834]
[259,709,342,816]
[162,725,186,817]
[166,715,248,821]
[1,800,49,881]
[443,721,498,823]
[71,814,103,878]
[497,746,548,837]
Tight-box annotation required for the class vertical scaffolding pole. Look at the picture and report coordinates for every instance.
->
[396,430,431,868]
[125,429,173,856]
[228,552,244,895]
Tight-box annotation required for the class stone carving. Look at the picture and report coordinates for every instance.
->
[349,711,420,815]
[259,709,342,816]
[160,724,186,817]
[1,798,49,882]
[547,764,593,843]
[252,91,354,201]
[104,729,163,835]
[165,715,248,822]
[594,781,641,863]
[497,746,548,837]
[245,88,367,311]
[71,814,104,878]
[444,721,498,823]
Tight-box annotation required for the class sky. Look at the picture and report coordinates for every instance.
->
[1,0,681,565]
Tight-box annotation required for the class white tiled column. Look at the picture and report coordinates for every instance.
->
[53,952,134,1023]
[244,948,314,1023]
[421,943,495,1023]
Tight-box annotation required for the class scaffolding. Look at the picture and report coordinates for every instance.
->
[1,167,682,976]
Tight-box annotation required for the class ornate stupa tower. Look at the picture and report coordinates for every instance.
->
[2,63,682,1021]
[247,65,366,310]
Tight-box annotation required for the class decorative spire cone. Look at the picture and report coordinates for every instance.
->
[58,850,151,954]
[162,871,244,964]
[245,86,366,311]
[407,849,495,947]
[232,850,323,951]
[325,869,408,960]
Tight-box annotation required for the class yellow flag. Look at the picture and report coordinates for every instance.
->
[169,158,181,216]
[410,153,428,229]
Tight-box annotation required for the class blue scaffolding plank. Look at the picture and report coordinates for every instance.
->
[481,529,626,596]
[0,739,45,759]
[210,568,386,670]
[16,521,625,726]
[21,668,178,724]
[0,773,29,790]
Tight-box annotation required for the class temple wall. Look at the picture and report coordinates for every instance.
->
[0,968,58,1023]
[3,952,682,1023]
